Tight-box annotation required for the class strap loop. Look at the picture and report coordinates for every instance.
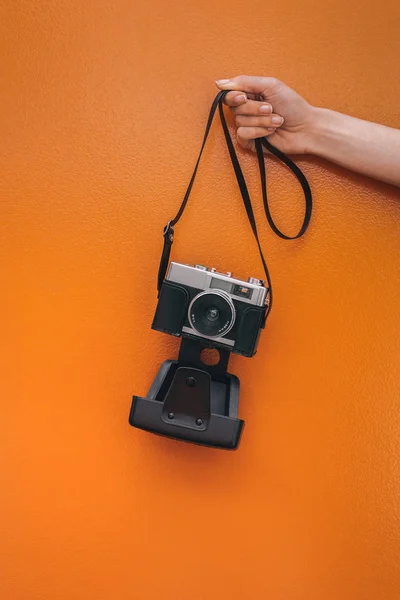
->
[163,221,173,237]
[256,137,312,239]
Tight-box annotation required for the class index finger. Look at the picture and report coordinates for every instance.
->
[222,91,247,107]
[221,90,263,107]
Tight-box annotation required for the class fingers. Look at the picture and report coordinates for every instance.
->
[222,91,248,107]
[235,114,284,129]
[225,98,283,125]
[223,91,259,108]
[216,75,282,96]
[230,99,272,114]
[237,126,276,152]
[229,98,284,132]
[215,78,284,153]
[222,92,268,107]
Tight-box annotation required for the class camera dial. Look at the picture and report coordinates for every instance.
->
[248,277,264,286]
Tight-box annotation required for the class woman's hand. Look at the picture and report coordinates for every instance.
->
[216,75,315,155]
[216,74,400,187]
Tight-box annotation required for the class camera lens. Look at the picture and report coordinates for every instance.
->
[188,291,236,338]
[205,307,219,322]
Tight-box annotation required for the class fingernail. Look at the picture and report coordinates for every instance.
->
[267,127,276,132]
[259,104,272,114]
[272,115,284,125]
[216,79,231,85]
[235,94,247,104]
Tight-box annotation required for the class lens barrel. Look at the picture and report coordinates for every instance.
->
[188,290,236,338]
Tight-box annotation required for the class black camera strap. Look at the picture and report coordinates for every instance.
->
[158,90,312,319]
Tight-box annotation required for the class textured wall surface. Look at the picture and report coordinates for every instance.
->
[1,1,400,599]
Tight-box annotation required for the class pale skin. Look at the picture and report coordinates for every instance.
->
[215,75,400,188]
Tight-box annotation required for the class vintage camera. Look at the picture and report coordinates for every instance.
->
[153,262,269,357]
[129,262,269,450]
[130,89,311,449]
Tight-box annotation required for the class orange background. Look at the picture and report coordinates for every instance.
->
[1,1,400,599]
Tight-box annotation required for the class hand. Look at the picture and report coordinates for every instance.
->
[215,75,315,154]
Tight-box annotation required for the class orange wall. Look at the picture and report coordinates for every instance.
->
[2,1,400,599]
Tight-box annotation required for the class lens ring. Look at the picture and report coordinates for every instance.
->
[188,290,236,338]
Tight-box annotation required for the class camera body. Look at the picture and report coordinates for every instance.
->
[153,262,269,357]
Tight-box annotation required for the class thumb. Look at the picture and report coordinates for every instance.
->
[215,75,280,96]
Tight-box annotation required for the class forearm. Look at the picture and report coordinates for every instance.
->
[306,108,400,187]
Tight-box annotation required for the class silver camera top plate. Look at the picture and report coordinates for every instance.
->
[166,262,268,307]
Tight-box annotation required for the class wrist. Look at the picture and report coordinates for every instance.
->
[303,106,335,156]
